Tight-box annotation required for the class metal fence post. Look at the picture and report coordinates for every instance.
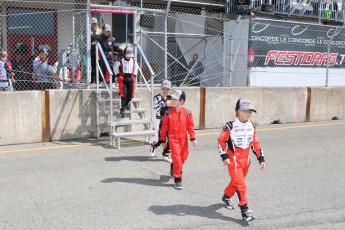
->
[326,26,339,87]
[86,0,91,84]
[165,0,171,80]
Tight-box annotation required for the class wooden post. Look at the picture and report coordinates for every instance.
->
[41,91,51,142]
[305,87,311,122]
[199,87,206,129]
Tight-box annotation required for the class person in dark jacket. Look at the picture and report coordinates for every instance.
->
[90,17,101,83]
[96,24,121,84]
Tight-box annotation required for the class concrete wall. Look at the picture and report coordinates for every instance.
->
[1,87,345,145]
[309,87,345,121]
[0,91,42,145]
[205,87,307,128]
[49,89,97,140]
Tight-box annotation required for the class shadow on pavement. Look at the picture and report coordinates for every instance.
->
[148,203,248,226]
[104,156,162,162]
[101,175,173,187]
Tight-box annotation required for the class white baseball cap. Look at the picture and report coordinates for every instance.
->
[171,90,186,101]
[124,47,134,58]
[91,17,98,24]
[103,24,111,32]
[235,98,256,113]
[161,80,171,89]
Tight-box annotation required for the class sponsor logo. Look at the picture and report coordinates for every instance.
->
[251,22,341,39]
[265,50,338,66]
[235,129,245,132]
[291,25,309,36]
[248,48,255,64]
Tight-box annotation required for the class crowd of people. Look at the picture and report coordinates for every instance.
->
[0,43,60,91]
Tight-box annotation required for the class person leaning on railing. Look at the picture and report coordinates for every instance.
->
[96,24,122,84]
[32,45,58,90]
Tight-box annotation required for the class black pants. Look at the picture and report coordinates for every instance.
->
[186,75,200,86]
[91,54,96,83]
[152,120,170,155]
[118,74,135,108]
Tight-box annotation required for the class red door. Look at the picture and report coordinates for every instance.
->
[7,7,58,64]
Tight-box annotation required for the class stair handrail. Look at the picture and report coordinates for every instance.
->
[136,44,155,128]
[137,66,151,93]
[96,43,114,140]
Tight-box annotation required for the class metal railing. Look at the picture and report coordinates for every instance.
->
[95,42,114,140]
[137,44,155,125]
[225,0,344,23]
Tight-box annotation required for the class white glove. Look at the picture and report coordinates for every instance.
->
[53,62,59,74]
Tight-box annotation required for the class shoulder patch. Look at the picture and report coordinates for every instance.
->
[223,121,233,131]
[186,108,191,115]
[154,94,160,100]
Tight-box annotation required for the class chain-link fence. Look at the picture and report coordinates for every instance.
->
[0,0,87,91]
[134,3,246,87]
[1,0,345,91]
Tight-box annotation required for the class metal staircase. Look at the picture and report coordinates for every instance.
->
[95,43,155,149]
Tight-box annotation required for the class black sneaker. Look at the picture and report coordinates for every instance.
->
[242,209,256,222]
[149,145,156,157]
[222,195,235,210]
[174,181,182,190]
[120,108,125,118]
[174,177,182,190]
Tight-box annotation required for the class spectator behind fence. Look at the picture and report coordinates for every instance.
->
[187,54,203,86]
[12,43,28,91]
[90,17,102,83]
[0,51,15,91]
[33,45,58,90]
[96,24,121,84]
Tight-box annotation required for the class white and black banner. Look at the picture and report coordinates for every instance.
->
[248,20,345,68]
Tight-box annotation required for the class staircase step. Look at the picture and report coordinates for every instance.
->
[93,86,119,92]
[111,119,151,126]
[104,108,148,115]
[111,130,155,138]
[98,98,143,103]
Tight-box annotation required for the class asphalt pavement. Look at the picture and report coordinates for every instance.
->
[1,120,345,230]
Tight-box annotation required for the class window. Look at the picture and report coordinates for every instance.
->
[8,8,55,35]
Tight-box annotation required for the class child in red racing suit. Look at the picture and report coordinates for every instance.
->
[218,98,266,223]
[159,90,197,190]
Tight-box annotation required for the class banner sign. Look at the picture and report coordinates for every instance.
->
[248,20,345,68]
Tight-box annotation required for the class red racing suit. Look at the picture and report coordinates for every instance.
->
[160,107,195,179]
[218,118,264,207]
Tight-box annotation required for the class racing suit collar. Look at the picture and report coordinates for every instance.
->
[235,117,248,124]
